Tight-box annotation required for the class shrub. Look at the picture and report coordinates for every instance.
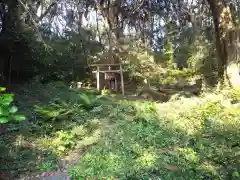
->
[0,87,25,124]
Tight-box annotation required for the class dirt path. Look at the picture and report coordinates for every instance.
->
[17,150,85,180]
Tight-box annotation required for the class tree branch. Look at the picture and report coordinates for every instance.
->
[37,0,61,23]
[17,0,48,49]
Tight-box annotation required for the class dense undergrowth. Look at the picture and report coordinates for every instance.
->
[0,82,239,180]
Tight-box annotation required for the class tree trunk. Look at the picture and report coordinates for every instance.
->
[98,0,124,63]
[206,0,234,83]
[1,0,22,85]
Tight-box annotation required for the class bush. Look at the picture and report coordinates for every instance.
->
[160,69,195,85]
[0,87,25,124]
[225,87,240,103]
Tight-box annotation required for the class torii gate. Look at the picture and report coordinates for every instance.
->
[91,63,125,96]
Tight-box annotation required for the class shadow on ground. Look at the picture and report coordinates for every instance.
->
[0,83,239,180]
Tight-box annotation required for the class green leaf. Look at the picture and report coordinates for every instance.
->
[232,171,239,177]
[0,107,10,116]
[79,93,91,105]
[1,95,14,105]
[0,117,9,123]
[10,106,18,113]
[0,87,6,92]
[0,107,3,115]
[13,115,26,121]
[58,146,66,152]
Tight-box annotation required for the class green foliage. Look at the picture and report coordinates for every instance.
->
[34,30,103,83]
[46,81,68,88]
[160,69,195,85]
[78,93,92,108]
[51,130,75,154]
[78,93,105,111]
[1,21,102,84]
[37,161,56,172]
[119,36,197,87]
[164,38,176,69]
[224,87,240,103]
[68,91,240,180]
[37,123,101,156]
[2,0,240,178]
[0,87,25,124]
[1,82,240,179]
[101,88,111,95]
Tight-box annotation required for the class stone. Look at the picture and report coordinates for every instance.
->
[42,175,70,180]
[38,172,70,180]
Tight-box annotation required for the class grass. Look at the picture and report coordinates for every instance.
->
[68,98,240,180]
[0,81,240,179]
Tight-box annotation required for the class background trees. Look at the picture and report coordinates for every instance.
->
[0,0,239,87]
[1,1,240,179]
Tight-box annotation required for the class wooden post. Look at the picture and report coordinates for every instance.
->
[96,66,100,91]
[120,64,125,96]
[115,78,118,91]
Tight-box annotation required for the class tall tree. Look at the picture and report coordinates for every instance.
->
[206,0,234,82]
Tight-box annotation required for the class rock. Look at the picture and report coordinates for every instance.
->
[37,172,70,180]
[42,175,70,180]
[138,88,170,102]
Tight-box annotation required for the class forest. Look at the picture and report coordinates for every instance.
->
[0,0,240,179]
